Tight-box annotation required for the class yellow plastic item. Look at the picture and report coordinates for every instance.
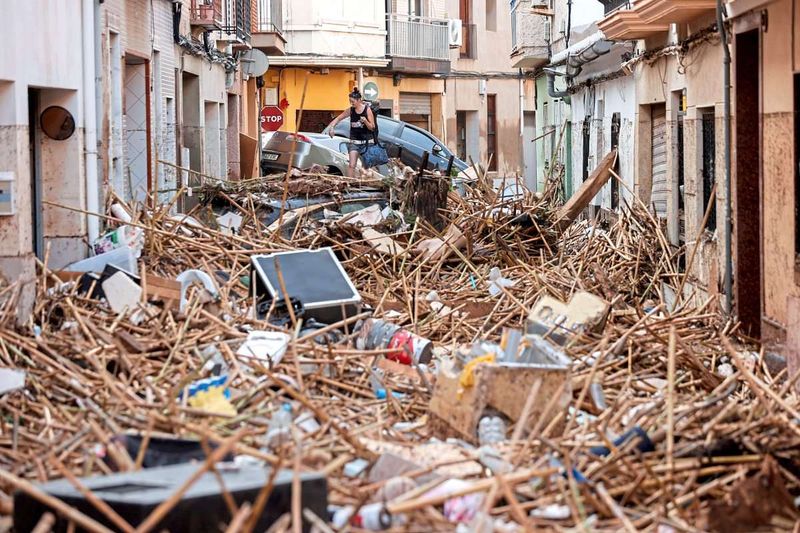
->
[457,353,496,399]
[188,387,237,417]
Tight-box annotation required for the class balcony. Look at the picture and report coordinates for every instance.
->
[252,0,286,55]
[386,13,451,74]
[637,0,717,24]
[190,0,223,31]
[598,0,716,40]
[217,0,252,45]
[510,0,549,69]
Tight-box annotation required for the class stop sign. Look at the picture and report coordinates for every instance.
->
[260,106,284,132]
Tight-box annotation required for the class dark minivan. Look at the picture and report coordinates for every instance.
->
[324,115,469,175]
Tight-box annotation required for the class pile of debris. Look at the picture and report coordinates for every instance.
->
[0,164,799,532]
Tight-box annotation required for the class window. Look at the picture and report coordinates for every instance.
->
[400,126,434,151]
[486,0,497,31]
[701,110,717,232]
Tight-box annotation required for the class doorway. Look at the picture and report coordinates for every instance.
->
[181,72,201,211]
[523,111,536,191]
[734,29,762,338]
[124,55,151,203]
[610,112,620,209]
[487,94,497,172]
[456,111,467,161]
[651,104,668,218]
[28,89,43,259]
[582,115,591,182]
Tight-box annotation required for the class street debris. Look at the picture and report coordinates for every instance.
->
[0,164,799,532]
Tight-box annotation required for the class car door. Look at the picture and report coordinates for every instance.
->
[398,125,452,171]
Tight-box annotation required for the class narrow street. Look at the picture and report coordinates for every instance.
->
[1,1,800,532]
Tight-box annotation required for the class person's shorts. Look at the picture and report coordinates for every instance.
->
[347,142,371,155]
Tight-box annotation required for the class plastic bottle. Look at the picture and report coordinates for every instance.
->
[266,403,293,449]
[477,415,506,446]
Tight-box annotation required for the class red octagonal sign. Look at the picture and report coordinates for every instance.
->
[260,105,284,132]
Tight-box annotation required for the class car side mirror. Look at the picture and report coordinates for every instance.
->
[433,144,443,153]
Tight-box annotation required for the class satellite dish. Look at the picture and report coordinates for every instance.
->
[241,49,269,78]
[40,106,75,141]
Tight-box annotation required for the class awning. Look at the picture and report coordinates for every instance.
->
[266,55,390,68]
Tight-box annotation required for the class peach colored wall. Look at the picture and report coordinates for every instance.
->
[760,0,799,334]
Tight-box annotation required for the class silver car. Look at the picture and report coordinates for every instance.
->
[261,132,352,176]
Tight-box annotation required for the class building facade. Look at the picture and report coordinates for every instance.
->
[0,0,94,320]
[0,0,257,320]
[261,0,527,175]
[579,0,800,346]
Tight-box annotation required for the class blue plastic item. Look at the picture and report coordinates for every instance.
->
[590,426,655,457]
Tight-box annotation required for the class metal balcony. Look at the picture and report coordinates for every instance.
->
[190,0,223,31]
[219,0,251,44]
[387,14,450,61]
[252,0,286,55]
[599,0,632,15]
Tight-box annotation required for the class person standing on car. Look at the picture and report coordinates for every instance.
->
[328,88,375,177]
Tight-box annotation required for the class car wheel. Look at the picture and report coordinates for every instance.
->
[327,166,343,176]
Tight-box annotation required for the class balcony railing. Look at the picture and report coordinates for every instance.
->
[599,0,632,15]
[190,0,223,30]
[256,0,283,34]
[387,14,450,61]
[221,0,251,42]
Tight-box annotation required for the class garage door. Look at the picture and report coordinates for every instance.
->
[400,92,432,115]
[400,93,432,131]
[651,105,668,218]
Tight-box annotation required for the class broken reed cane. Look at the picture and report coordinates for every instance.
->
[278,73,310,228]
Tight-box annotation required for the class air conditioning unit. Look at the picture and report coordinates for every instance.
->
[448,19,463,48]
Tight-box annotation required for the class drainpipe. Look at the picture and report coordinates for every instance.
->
[519,69,524,138]
[718,0,733,314]
[544,68,571,104]
[83,0,100,243]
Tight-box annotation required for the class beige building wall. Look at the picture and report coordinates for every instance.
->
[756,0,800,338]
[0,0,89,319]
[443,0,524,175]
[633,17,725,310]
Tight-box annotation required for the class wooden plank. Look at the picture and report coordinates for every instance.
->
[554,149,617,232]
[239,133,258,179]
[143,273,181,310]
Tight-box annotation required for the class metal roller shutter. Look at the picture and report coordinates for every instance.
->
[651,105,668,218]
[399,93,432,116]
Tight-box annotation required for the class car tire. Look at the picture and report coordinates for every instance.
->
[327,166,343,176]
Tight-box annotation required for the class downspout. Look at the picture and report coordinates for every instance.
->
[718,0,733,314]
[94,0,104,218]
[566,0,573,48]
[519,69,524,138]
[83,0,100,243]
[545,68,571,104]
